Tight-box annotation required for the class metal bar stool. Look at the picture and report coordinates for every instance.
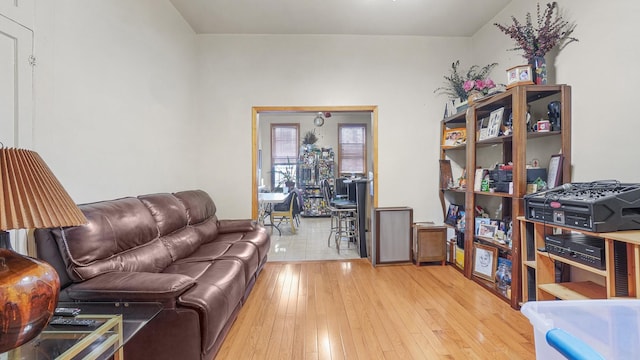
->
[323,179,358,253]
[330,207,358,253]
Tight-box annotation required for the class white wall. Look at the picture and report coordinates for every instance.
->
[32,1,635,223]
[33,0,199,203]
[196,34,471,220]
[473,0,640,183]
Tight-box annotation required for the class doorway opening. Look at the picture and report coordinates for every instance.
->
[251,106,378,261]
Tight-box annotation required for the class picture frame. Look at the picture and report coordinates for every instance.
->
[442,128,466,147]
[457,210,466,232]
[473,243,498,282]
[439,159,453,190]
[478,128,489,141]
[486,107,504,139]
[478,223,498,239]
[474,168,487,192]
[506,64,534,89]
[458,168,467,188]
[497,256,512,272]
[445,204,460,226]
[547,154,563,188]
[443,100,456,118]
[477,117,490,141]
[475,217,490,235]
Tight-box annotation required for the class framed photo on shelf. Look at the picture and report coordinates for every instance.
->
[443,100,457,118]
[475,217,490,235]
[445,204,460,226]
[497,257,512,272]
[439,160,453,190]
[442,128,467,146]
[457,210,466,232]
[477,117,490,141]
[547,154,563,188]
[486,107,504,139]
[473,243,498,282]
[474,168,487,192]
[478,223,498,239]
[506,64,534,89]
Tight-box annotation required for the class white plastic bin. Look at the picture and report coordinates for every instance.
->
[521,300,640,359]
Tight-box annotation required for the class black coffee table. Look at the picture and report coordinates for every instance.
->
[4,302,162,360]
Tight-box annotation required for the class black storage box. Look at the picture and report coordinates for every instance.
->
[494,181,511,193]
[456,231,464,249]
[489,169,513,182]
[527,168,548,183]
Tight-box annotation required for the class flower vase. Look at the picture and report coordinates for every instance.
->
[529,56,547,85]
[467,91,483,105]
[455,99,468,114]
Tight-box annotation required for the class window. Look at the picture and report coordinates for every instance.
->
[271,124,299,189]
[338,124,366,175]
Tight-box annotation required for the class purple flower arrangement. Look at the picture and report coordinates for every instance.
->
[494,2,578,60]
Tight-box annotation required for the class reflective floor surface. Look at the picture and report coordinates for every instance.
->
[266,217,361,262]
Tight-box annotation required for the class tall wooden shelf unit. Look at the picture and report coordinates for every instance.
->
[440,84,572,309]
[439,110,467,273]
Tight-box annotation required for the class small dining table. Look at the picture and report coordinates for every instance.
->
[258,192,288,234]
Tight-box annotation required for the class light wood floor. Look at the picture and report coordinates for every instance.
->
[217,259,536,359]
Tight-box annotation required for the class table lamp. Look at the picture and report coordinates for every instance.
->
[0,147,87,352]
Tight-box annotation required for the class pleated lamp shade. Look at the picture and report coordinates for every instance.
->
[0,147,87,230]
[0,146,87,353]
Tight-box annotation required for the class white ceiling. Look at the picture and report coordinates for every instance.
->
[169,0,511,36]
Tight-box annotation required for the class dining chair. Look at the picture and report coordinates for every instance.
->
[270,191,299,234]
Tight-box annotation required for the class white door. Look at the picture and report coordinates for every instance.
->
[0,11,34,253]
[0,0,35,29]
[0,14,33,148]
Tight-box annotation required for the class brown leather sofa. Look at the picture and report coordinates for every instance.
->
[34,190,270,360]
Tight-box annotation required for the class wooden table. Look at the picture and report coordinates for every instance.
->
[258,192,288,234]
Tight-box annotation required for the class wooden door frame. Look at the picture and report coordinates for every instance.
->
[252,105,378,219]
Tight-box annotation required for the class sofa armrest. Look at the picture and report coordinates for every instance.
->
[217,219,259,233]
[66,272,195,302]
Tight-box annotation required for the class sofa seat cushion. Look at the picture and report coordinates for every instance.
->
[166,258,246,354]
[193,241,260,285]
[216,227,270,262]
[170,241,232,265]
[65,272,195,303]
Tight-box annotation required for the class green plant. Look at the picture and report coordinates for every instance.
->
[273,158,296,189]
[275,167,295,183]
[494,2,578,60]
[302,130,318,145]
[434,60,499,100]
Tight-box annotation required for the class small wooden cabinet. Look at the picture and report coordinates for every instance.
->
[412,223,447,266]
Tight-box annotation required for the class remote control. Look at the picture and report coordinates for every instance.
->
[49,317,97,327]
[54,307,81,317]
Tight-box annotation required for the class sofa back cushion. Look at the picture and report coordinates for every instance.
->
[174,190,220,243]
[139,193,188,236]
[41,190,220,282]
[53,197,174,281]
